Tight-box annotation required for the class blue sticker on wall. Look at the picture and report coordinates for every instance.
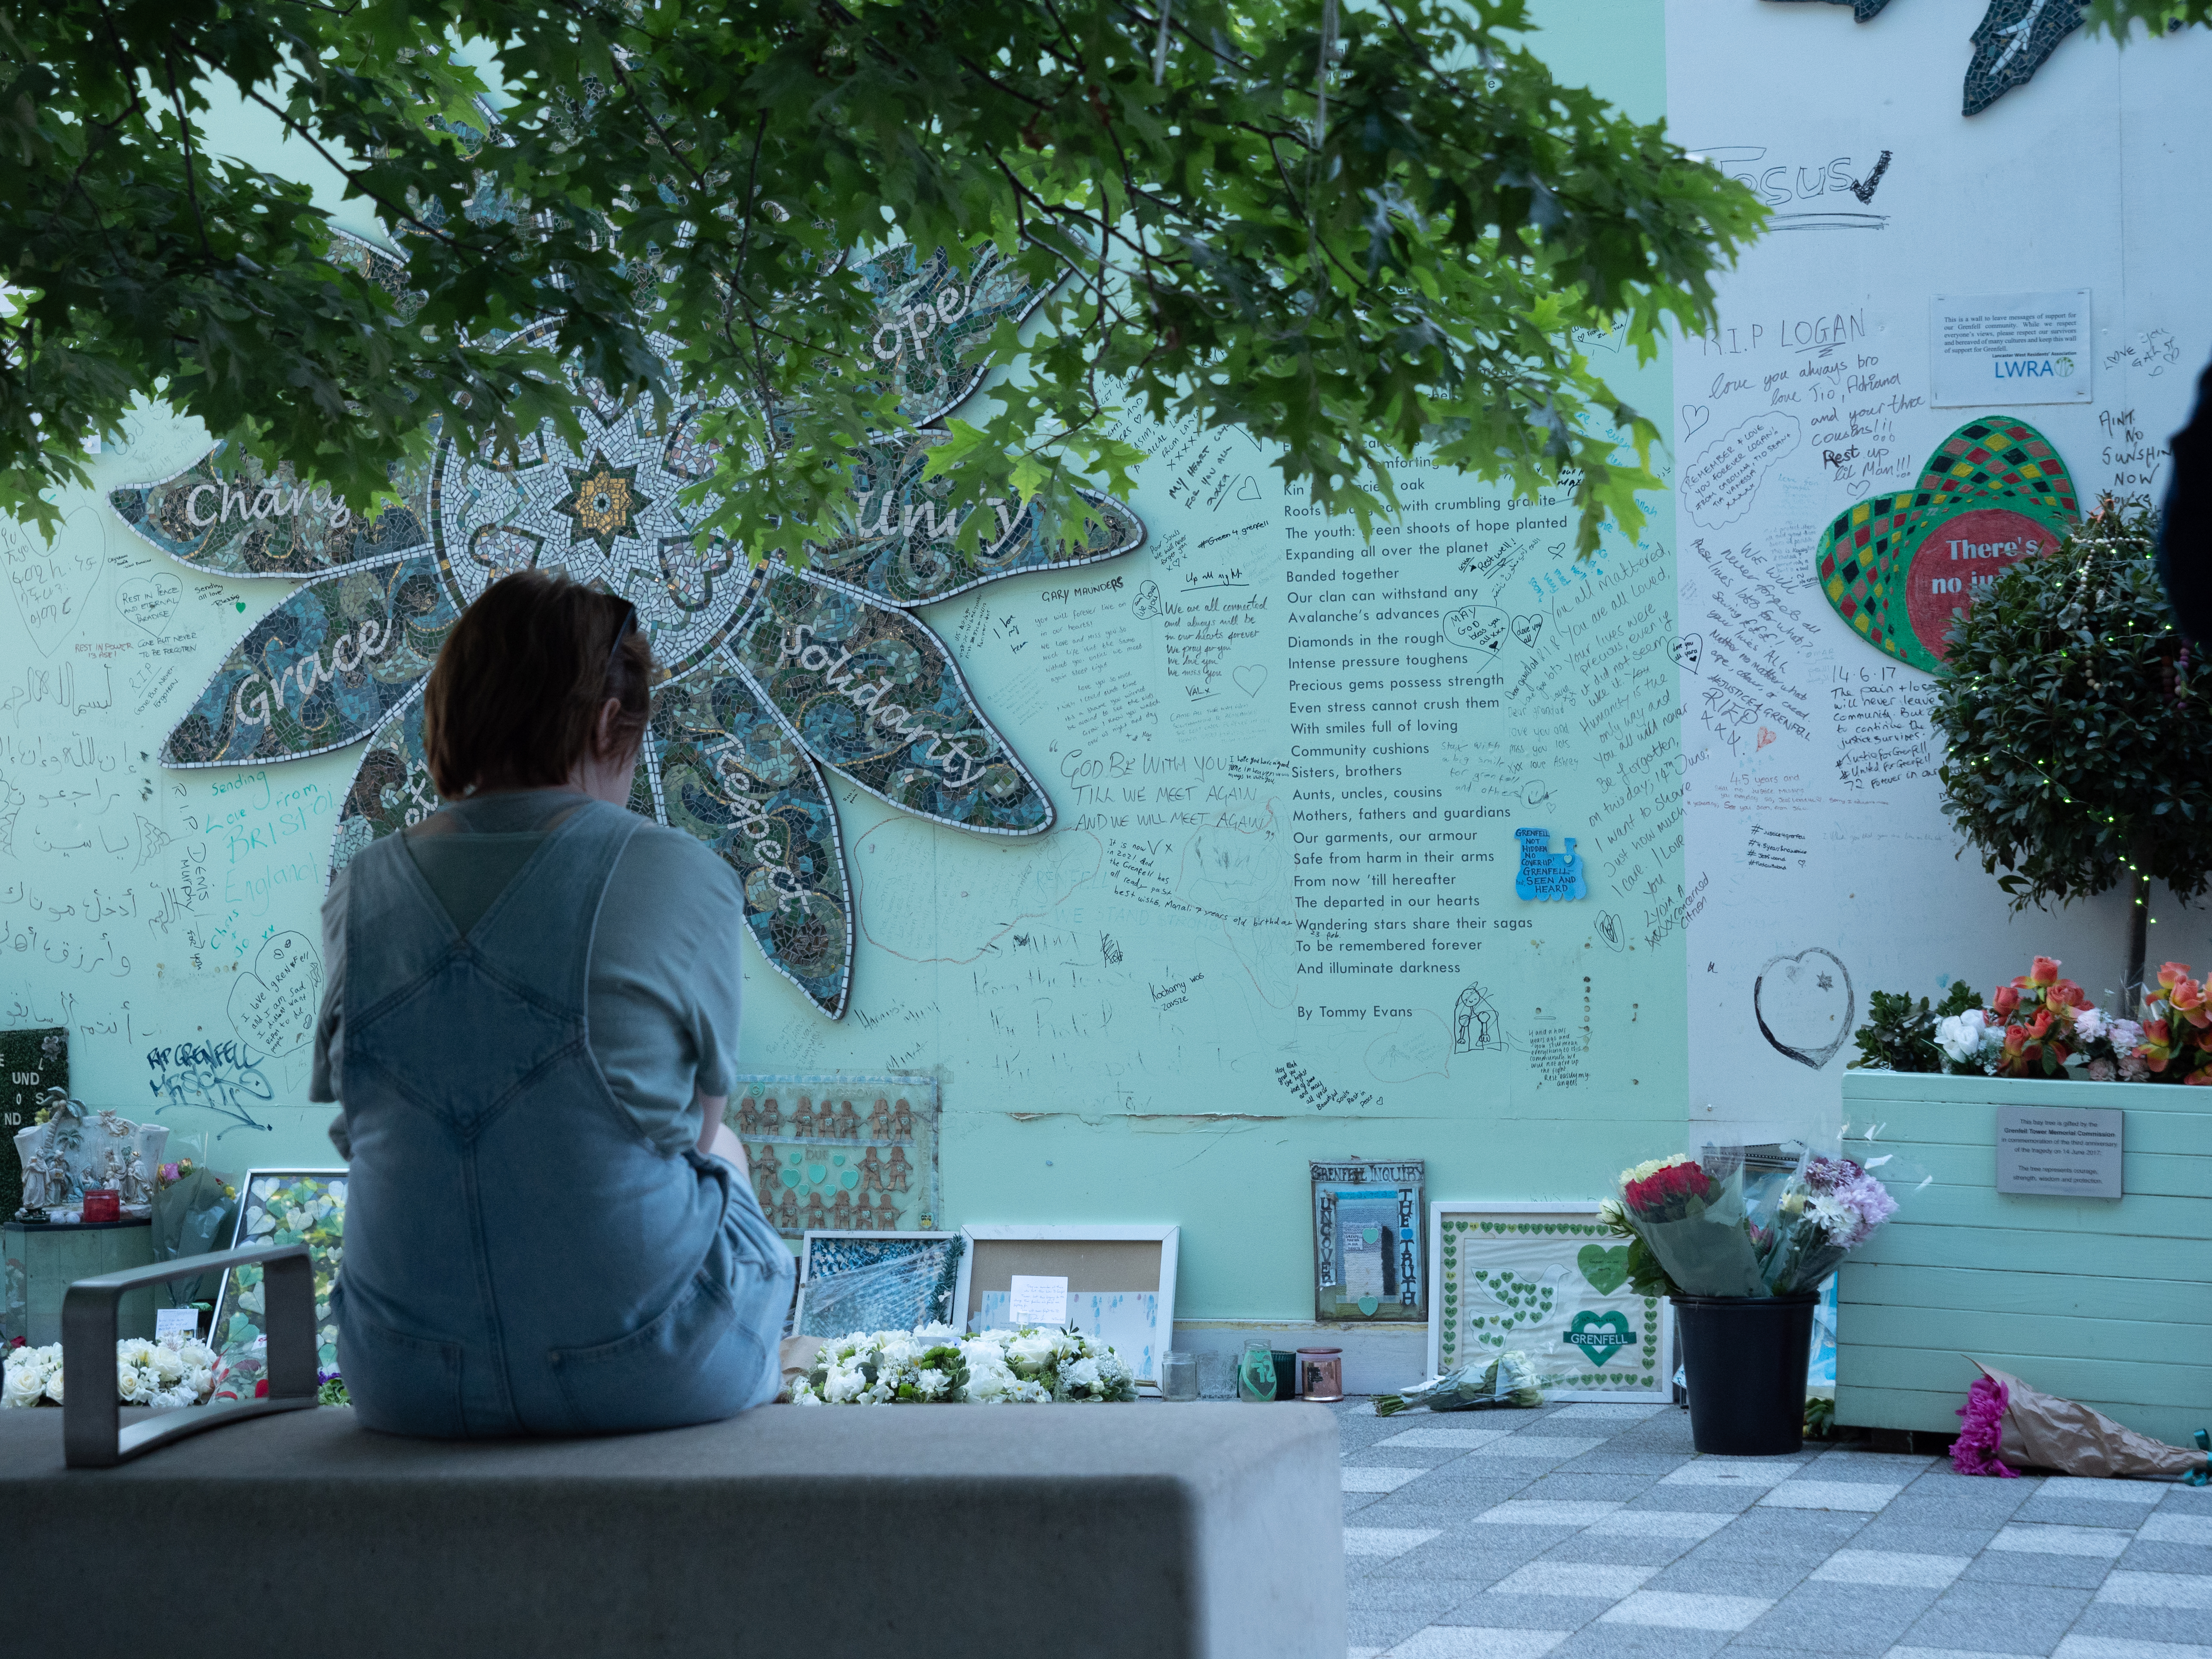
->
[1513,828,1588,901]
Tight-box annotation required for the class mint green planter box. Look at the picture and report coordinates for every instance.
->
[1836,1071,2212,1447]
[2,1221,157,1346]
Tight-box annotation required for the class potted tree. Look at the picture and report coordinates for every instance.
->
[1933,496,2212,1005]
[1831,500,2212,1450]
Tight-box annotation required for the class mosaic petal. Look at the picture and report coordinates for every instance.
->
[328,688,439,876]
[1965,0,2082,116]
[856,240,1059,427]
[733,567,1052,835]
[803,431,1144,606]
[645,655,853,1018]
[161,552,460,767]
[109,444,433,579]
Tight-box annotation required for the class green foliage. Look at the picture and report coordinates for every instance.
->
[0,0,1764,551]
[1933,498,2212,917]
[1847,979,1983,1073]
[1804,1394,1836,1440]
[2086,0,2212,36]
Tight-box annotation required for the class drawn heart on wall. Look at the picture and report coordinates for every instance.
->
[116,574,182,637]
[225,929,322,1058]
[1444,605,1509,653]
[1233,664,1267,698]
[3,504,106,658]
[1670,633,1703,674]
[1681,404,1711,441]
[1576,1244,1630,1296]
[1595,912,1625,952]
[1753,946,1857,1070]
[1511,614,1544,649]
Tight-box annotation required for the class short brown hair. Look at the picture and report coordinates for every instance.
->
[422,572,655,796]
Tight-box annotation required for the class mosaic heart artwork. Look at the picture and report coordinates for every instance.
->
[1816,417,2078,674]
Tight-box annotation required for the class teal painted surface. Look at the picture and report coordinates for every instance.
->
[0,4,1682,1327]
[1837,1072,2212,1446]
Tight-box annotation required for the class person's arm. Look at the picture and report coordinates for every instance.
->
[696,1094,748,1177]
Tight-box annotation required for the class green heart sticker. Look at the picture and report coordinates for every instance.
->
[1578,1244,1630,1296]
[1563,1310,1637,1368]
[1357,1295,1380,1316]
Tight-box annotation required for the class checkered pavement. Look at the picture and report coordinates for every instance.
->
[1332,1400,2212,1659]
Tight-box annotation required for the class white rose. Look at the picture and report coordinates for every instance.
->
[1006,1332,1061,1375]
[2072,1004,2108,1042]
[1935,1012,1991,1063]
[1062,1357,1103,1391]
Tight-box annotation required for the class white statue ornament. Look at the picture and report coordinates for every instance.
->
[11,1089,167,1220]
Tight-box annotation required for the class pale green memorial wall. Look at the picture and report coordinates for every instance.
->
[10,4,2211,1349]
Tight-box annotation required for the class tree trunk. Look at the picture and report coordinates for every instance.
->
[2126,867,2151,1013]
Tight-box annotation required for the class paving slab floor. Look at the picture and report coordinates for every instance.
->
[1329,1399,2212,1659]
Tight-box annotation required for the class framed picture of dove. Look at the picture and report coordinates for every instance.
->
[1427,1202,1672,1403]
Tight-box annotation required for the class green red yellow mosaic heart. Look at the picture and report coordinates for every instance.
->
[1816,416,2080,674]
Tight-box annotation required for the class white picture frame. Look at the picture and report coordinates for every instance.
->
[953,1224,1180,1391]
[1427,1201,1674,1404]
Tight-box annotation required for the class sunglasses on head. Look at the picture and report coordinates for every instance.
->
[605,600,637,683]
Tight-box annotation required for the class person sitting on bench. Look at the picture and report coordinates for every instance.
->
[310,570,792,1436]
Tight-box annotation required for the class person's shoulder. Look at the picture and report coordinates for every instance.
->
[611,813,745,908]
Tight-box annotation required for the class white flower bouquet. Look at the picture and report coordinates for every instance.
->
[790,1323,1139,1405]
[3,1331,221,1410]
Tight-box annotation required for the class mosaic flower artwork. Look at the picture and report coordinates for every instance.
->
[111,235,1146,1019]
[1774,0,2086,115]
[1815,416,2079,673]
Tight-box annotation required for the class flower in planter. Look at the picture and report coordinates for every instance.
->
[1936,1010,2006,1070]
[2128,963,2212,1083]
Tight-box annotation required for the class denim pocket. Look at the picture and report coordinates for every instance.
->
[338,1303,468,1439]
[549,1269,754,1433]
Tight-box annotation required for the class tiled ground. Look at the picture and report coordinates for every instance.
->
[1333,1399,2212,1659]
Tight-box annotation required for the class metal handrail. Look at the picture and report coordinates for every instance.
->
[62,1243,319,1468]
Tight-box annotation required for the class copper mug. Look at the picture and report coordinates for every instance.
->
[1297,1346,1344,1403]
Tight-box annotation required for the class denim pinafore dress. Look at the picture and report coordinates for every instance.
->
[330,797,792,1437]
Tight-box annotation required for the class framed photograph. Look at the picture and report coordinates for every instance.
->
[1311,1160,1426,1324]
[794,1231,963,1339]
[1428,1202,1672,1403]
[953,1225,1179,1389]
[210,1168,348,1379]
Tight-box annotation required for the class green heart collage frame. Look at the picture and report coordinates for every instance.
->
[1429,1204,1671,1402]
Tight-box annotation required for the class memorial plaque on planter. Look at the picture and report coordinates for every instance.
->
[1995,1103,2123,1198]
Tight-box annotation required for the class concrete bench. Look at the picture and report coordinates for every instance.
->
[0,1399,1345,1659]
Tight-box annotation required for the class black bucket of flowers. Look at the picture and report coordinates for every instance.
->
[1604,1150,1898,1456]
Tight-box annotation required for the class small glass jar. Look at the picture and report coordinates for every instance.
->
[1298,1347,1345,1403]
[1236,1338,1278,1402]
[1158,1350,1200,1402]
